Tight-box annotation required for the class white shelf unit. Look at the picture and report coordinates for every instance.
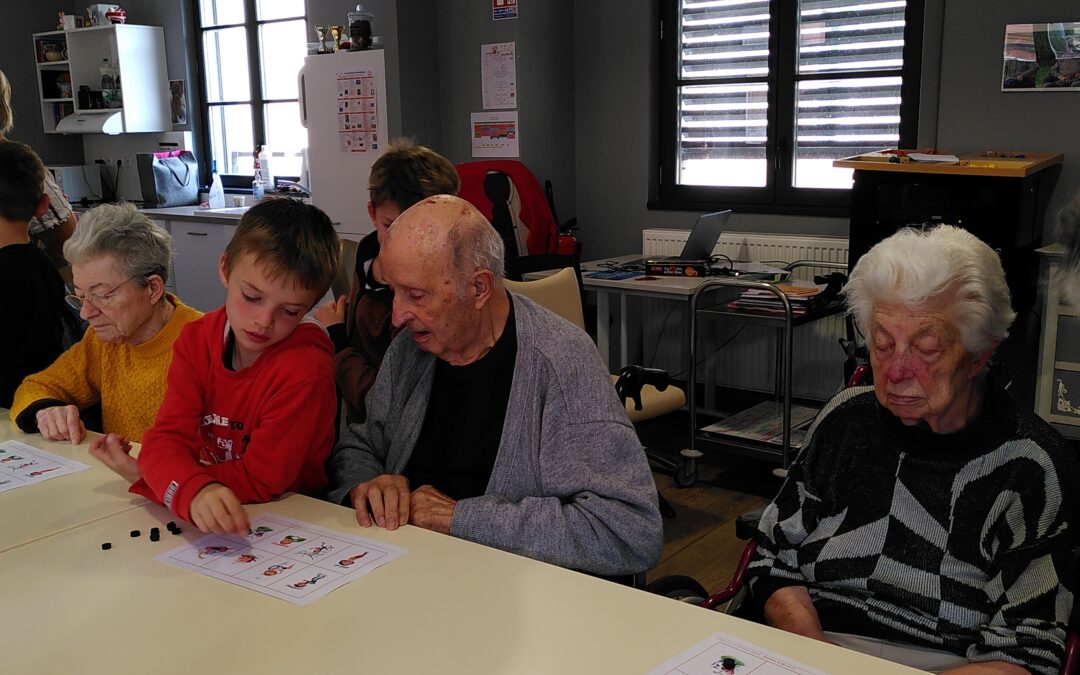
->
[32,25,170,134]
[1035,244,1080,439]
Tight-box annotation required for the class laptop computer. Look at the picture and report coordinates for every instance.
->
[621,210,732,268]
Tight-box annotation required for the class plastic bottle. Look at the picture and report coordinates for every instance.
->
[100,59,114,90]
[100,58,115,108]
[251,147,266,202]
[209,160,226,208]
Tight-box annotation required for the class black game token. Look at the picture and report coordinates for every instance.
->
[170,526,182,535]
[101,542,112,550]
[150,532,160,542]
[130,529,140,537]
[150,527,160,535]
[167,521,177,530]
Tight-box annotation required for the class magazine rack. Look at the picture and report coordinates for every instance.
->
[686,261,848,472]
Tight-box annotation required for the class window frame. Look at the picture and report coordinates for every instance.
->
[192,0,306,188]
[655,0,924,216]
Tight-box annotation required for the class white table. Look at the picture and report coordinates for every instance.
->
[0,412,147,553]
[572,255,710,369]
[0,493,925,674]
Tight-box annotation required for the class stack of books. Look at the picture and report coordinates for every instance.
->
[726,281,825,316]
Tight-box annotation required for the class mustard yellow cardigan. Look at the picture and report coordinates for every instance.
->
[10,294,201,442]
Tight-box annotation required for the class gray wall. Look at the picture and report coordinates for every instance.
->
[1,2,83,164]
[434,0,577,222]
[935,0,1080,240]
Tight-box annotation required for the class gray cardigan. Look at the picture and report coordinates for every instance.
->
[326,293,663,576]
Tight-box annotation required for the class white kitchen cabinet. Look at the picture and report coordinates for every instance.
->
[171,221,236,312]
[32,24,170,134]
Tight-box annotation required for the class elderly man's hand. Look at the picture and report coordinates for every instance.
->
[314,295,346,328]
[35,405,86,444]
[409,485,457,534]
[350,475,410,530]
[88,433,140,483]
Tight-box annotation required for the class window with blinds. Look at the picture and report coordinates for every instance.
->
[660,0,922,210]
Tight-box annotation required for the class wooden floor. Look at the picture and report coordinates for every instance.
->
[638,410,781,592]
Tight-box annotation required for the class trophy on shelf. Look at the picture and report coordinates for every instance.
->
[329,25,345,52]
[314,26,331,54]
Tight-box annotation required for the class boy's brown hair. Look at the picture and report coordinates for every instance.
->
[0,141,45,223]
[223,197,339,297]
[368,139,459,210]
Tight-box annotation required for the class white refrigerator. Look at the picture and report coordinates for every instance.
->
[298,50,389,240]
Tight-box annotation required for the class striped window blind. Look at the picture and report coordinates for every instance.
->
[676,0,911,191]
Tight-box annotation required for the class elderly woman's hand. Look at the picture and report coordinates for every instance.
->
[88,433,140,484]
[314,295,347,328]
[35,405,86,444]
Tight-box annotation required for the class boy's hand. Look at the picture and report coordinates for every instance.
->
[88,433,140,483]
[349,474,410,530]
[314,295,346,327]
[36,405,86,444]
[409,485,457,534]
[190,483,249,536]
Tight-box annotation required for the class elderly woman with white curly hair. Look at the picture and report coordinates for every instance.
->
[10,203,201,444]
[746,225,1078,675]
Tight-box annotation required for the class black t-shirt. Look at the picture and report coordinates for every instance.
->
[404,297,517,500]
[0,243,71,408]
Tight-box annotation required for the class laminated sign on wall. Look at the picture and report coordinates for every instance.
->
[492,0,517,21]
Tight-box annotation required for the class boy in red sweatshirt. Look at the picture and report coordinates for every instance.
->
[90,198,339,536]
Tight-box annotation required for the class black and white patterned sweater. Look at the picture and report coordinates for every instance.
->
[747,384,1078,674]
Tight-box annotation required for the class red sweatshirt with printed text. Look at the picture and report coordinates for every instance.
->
[131,307,336,520]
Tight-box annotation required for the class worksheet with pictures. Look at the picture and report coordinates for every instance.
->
[648,633,830,675]
[0,440,89,493]
[157,513,406,606]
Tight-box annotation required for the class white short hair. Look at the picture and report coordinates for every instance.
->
[63,202,174,285]
[844,225,1015,355]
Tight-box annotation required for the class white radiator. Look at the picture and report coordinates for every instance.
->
[639,229,850,402]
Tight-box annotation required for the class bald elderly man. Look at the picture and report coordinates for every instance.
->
[325,195,663,577]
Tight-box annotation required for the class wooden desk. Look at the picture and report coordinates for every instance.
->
[0,412,146,553]
[833,150,1063,178]
[0,493,924,674]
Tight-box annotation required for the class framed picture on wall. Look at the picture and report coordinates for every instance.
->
[169,79,188,125]
[1002,22,1080,90]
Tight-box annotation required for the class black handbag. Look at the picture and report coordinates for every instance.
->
[136,150,199,207]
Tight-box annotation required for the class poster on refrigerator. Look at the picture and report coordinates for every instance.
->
[471,111,519,157]
[481,42,517,109]
[336,69,380,153]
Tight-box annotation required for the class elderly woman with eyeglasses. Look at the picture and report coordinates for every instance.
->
[10,203,201,443]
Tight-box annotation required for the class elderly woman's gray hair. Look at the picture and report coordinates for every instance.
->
[63,202,174,287]
[844,225,1015,355]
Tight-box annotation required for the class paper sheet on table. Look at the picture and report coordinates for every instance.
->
[648,632,830,675]
[906,153,959,164]
[157,513,406,606]
[0,440,89,493]
[730,261,790,276]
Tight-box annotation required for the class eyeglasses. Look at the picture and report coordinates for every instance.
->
[65,276,141,311]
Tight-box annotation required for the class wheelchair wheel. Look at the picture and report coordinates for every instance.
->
[644,574,708,604]
[673,461,696,488]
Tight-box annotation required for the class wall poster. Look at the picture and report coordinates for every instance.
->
[1003,22,1080,90]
